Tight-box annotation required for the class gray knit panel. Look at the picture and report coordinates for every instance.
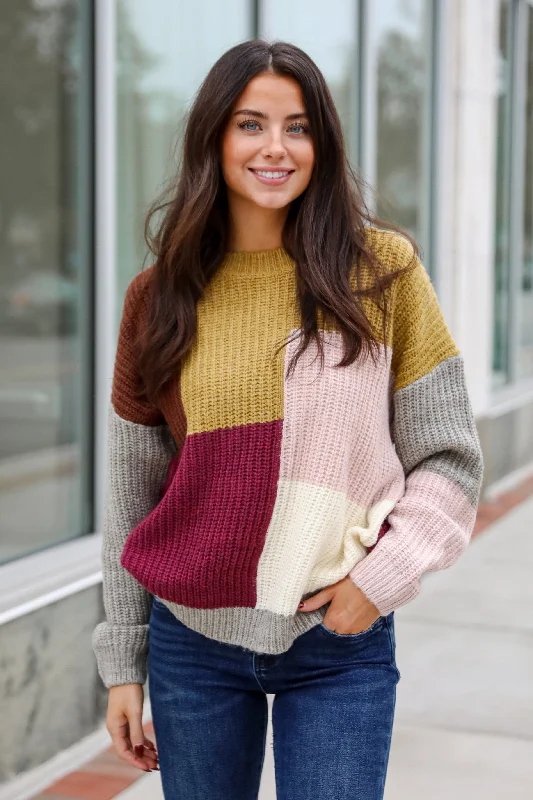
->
[392,354,484,508]
[92,405,177,688]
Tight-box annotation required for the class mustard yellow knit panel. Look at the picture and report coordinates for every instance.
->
[180,267,300,434]
[384,234,459,391]
[345,228,459,389]
[180,227,458,433]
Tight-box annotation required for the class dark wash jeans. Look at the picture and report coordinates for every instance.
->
[148,595,400,800]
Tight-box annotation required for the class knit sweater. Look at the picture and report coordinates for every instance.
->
[92,227,484,688]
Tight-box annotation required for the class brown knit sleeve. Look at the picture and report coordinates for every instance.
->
[111,268,164,426]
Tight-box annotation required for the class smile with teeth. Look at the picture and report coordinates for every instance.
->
[250,168,294,183]
[253,170,291,178]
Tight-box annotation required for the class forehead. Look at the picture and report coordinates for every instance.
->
[235,73,305,109]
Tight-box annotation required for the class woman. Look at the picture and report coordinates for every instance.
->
[93,39,484,799]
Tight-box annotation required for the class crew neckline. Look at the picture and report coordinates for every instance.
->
[221,246,294,276]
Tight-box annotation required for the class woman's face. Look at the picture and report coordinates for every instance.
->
[221,72,315,212]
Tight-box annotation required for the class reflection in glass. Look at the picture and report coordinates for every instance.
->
[366,0,434,252]
[519,5,533,379]
[259,0,358,164]
[493,0,512,386]
[116,0,251,320]
[0,0,93,563]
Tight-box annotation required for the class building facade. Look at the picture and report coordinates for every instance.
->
[0,0,532,793]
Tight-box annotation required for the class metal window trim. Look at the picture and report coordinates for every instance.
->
[497,0,515,383]
[489,374,533,416]
[0,533,102,626]
[78,0,96,535]
[507,0,528,384]
[358,0,378,203]
[354,0,366,170]
[425,0,443,280]
[94,0,117,532]
[252,0,260,38]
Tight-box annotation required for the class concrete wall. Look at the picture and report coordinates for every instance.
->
[0,587,107,782]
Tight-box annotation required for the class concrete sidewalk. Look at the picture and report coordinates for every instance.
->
[116,496,533,799]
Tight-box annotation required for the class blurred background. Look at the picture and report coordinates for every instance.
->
[0,1,532,799]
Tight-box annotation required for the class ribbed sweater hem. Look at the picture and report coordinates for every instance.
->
[157,599,329,655]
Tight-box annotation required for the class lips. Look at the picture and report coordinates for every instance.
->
[249,168,294,185]
[251,168,292,175]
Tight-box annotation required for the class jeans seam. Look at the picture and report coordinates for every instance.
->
[385,614,401,680]
[253,696,269,796]
[251,654,268,693]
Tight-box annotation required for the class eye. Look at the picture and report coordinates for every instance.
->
[289,122,310,134]
[238,118,261,132]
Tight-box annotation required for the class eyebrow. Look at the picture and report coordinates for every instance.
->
[233,108,309,120]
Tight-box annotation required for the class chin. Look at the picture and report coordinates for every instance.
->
[249,193,294,210]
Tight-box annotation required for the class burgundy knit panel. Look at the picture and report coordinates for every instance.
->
[120,419,283,608]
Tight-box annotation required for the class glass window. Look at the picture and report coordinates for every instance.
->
[493,0,512,386]
[0,0,93,563]
[259,0,359,164]
[116,0,252,319]
[362,0,436,258]
[493,0,533,387]
[519,2,533,379]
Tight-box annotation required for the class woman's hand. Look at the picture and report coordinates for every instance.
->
[298,576,380,634]
[106,684,159,772]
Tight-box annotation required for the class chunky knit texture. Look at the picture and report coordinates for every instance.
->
[92,227,484,688]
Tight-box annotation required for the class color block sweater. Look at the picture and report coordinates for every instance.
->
[92,227,484,688]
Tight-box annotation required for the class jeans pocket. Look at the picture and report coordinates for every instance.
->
[319,615,384,640]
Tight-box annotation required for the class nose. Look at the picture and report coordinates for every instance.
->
[261,127,287,161]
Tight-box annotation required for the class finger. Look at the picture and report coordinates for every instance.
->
[132,747,158,770]
[135,742,159,761]
[298,587,334,611]
[124,734,158,766]
[129,720,160,771]
[117,724,153,771]
[111,731,151,771]
[129,715,147,757]
[144,744,159,766]
[143,751,160,770]
[144,737,157,753]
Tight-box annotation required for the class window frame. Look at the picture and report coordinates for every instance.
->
[493,0,533,391]
[0,0,106,616]
[0,0,96,569]
[356,0,442,278]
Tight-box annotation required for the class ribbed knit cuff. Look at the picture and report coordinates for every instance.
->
[92,622,149,689]
[348,543,420,616]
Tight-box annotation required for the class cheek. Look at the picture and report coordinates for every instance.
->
[296,144,315,184]
[221,136,236,178]
[305,145,315,175]
[222,133,254,177]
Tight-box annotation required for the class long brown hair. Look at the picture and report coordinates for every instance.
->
[139,39,419,404]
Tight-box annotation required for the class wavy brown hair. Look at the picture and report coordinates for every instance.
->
[138,39,419,405]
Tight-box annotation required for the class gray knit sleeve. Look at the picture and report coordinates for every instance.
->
[92,405,176,688]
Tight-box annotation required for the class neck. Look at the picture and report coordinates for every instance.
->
[226,190,290,251]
